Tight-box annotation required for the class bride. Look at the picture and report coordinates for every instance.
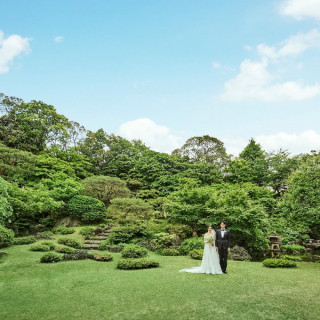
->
[179,226,223,275]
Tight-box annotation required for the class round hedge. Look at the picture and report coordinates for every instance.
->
[13,236,36,245]
[179,237,204,255]
[40,252,62,263]
[0,225,14,248]
[57,237,81,249]
[121,244,148,258]
[117,258,159,270]
[190,249,204,260]
[93,252,113,262]
[67,195,107,222]
[55,245,75,254]
[161,248,180,256]
[262,258,297,268]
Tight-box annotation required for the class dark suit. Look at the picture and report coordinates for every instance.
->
[215,229,230,273]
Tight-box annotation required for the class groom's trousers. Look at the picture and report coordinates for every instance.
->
[218,248,228,272]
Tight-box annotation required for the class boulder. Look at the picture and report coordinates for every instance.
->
[229,245,252,261]
[171,233,182,247]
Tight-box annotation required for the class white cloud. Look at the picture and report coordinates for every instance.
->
[54,36,64,43]
[219,30,320,102]
[212,61,221,69]
[224,130,320,156]
[257,29,320,60]
[118,118,183,153]
[0,30,30,74]
[279,0,320,20]
[219,58,320,102]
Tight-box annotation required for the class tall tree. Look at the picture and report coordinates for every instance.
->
[172,135,230,168]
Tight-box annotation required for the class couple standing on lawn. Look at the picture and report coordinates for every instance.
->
[179,221,231,275]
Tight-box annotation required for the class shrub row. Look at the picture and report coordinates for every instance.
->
[121,244,148,258]
[161,248,180,256]
[262,258,297,268]
[13,236,36,245]
[117,258,159,270]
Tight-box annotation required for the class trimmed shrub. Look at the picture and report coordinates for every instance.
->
[57,238,81,249]
[41,241,56,250]
[0,225,14,248]
[282,255,302,262]
[62,250,94,261]
[13,236,36,245]
[167,224,192,240]
[55,245,75,254]
[40,252,62,263]
[53,226,75,235]
[98,240,124,252]
[117,258,159,270]
[190,249,204,260]
[93,252,113,262]
[161,248,180,256]
[79,226,94,237]
[179,237,204,255]
[282,245,306,253]
[152,232,173,250]
[108,224,149,244]
[121,244,148,258]
[67,195,107,222]
[262,258,297,268]
[30,244,51,252]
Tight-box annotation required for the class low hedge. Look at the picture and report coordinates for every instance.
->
[62,250,94,261]
[30,244,51,252]
[121,244,148,258]
[55,246,75,254]
[40,252,62,263]
[262,258,297,268]
[282,245,306,253]
[41,241,56,250]
[57,238,81,249]
[117,258,159,270]
[190,249,204,260]
[13,236,36,245]
[53,226,75,235]
[161,248,180,256]
[93,252,113,262]
[79,226,95,237]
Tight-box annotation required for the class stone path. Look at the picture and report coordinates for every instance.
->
[82,228,111,250]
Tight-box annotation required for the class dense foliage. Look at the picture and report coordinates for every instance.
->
[117,258,159,270]
[1,92,319,252]
[262,258,297,268]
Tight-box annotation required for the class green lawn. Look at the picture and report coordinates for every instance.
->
[1,243,319,320]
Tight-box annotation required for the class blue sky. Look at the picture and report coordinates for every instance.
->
[1,0,320,155]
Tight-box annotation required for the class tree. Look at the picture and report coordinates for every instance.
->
[107,198,155,224]
[172,135,230,168]
[0,100,71,152]
[0,177,13,224]
[82,176,131,207]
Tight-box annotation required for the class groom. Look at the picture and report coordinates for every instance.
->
[215,220,230,274]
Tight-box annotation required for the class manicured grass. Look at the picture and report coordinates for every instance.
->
[1,243,319,320]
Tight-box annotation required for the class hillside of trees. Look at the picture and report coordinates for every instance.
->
[1,92,319,251]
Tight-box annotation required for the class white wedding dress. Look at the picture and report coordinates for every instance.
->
[179,231,223,275]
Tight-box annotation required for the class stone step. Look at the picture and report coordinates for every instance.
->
[84,240,102,244]
[82,244,100,249]
[91,236,108,240]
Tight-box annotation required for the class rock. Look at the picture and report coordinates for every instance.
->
[171,233,182,247]
[55,217,82,227]
[30,225,46,234]
[229,245,252,261]
[34,232,53,240]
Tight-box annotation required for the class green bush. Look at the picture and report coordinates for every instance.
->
[262,258,297,268]
[57,238,81,249]
[30,244,51,252]
[62,250,94,261]
[92,252,113,262]
[40,252,62,263]
[121,244,148,258]
[53,226,75,235]
[0,225,14,248]
[282,255,302,262]
[13,236,36,245]
[55,245,75,254]
[98,240,123,252]
[67,195,107,222]
[117,258,159,270]
[79,226,95,237]
[152,232,173,250]
[190,249,204,260]
[40,241,56,250]
[166,224,192,240]
[161,248,180,256]
[108,224,149,244]
[282,245,306,252]
[179,237,204,255]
